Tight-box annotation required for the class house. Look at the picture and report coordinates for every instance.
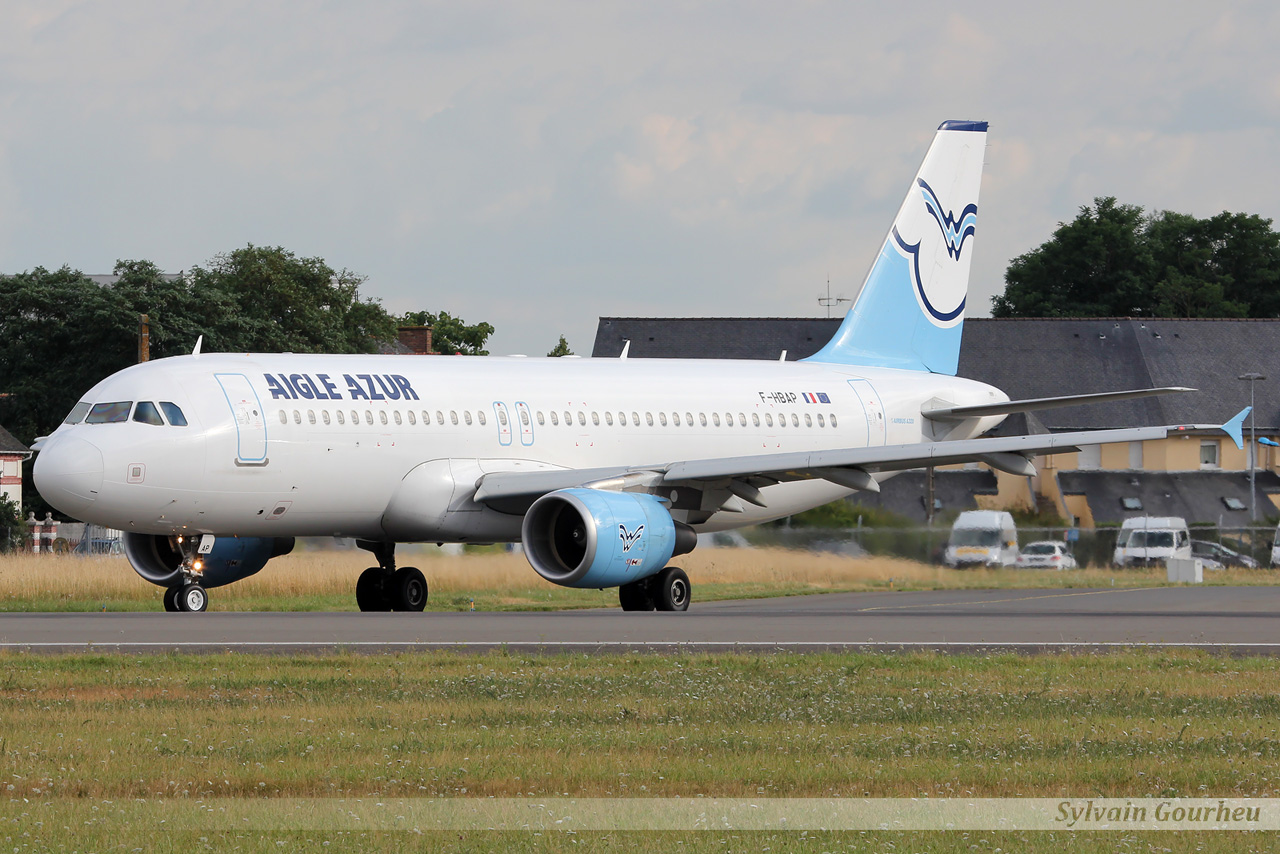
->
[0,424,31,511]
[592,317,1280,525]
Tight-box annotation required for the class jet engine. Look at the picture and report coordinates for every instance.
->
[521,489,696,588]
[123,533,295,589]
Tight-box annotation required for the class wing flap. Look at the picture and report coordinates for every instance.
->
[921,387,1195,422]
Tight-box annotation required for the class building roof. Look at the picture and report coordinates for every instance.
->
[592,316,1280,430]
[1058,469,1280,525]
[844,469,998,523]
[0,424,29,455]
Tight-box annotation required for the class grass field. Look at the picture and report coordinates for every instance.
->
[1,546,1277,612]
[1,650,1277,851]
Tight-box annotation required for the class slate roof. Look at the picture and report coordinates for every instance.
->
[0,424,29,455]
[844,470,998,524]
[592,317,1280,431]
[1058,469,1280,526]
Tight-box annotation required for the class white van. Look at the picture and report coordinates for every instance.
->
[1270,524,1280,568]
[944,510,1019,568]
[1112,516,1191,568]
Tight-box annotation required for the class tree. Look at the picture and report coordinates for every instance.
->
[0,494,23,553]
[992,199,1280,318]
[546,335,573,357]
[401,310,494,355]
[992,198,1153,317]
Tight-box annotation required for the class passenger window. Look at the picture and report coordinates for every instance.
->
[738,413,746,426]
[831,414,838,428]
[817,413,825,427]
[685,412,693,426]
[394,411,402,425]
[752,413,760,427]
[657,412,666,426]
[478,412,487,426]
[365,411,374,425]
[422,411,430,425]
[85,402,132,424]
[605,412,613,426]
[700,413,708,427]
[646,412,654,427]
[632,411,640,425]
[712,413,720,427]
[64,401,92,424]
[133,401,164,425]
[436,411,444,425]
[617,412,626,426]
[308,410,317,425]
[592,412,600,426]
[450,411,459,425]
[577,412,586,426]
[351,410,359,425]
[671,413,679,426]
[322,410,331,425]
[805,413,812,428]
[337,410,345,425]
[407,411,416,425]
[765,413,773,427]
[725,412,733,427]
[551,411,559,426]
[160,402,187,427]
[278,410,288,425]
[294,410,302,425]
[464,411,473,426]
[791,413,799,427]
[379,411,388,425]
[778,414,786,428]
[498,410,508,426]
[520,410,530,426]
[537,412,545,426]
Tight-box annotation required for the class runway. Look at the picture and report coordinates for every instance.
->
[3,586,1280,654]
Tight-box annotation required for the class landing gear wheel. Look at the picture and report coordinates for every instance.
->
[391,566,428,612]
[356,567,391,612]
[619,580,655,611]
[178,583,208,613]
[163,586,182,612]
[652,566,691,612]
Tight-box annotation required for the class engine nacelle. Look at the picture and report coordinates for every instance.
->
[522,489,696,588]
[123,533,295,589]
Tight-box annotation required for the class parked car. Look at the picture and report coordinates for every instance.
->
[1015,541,1077,570]
[1112,516,1191,568]
[1190,539,1258,569]
[944,510,1019,568]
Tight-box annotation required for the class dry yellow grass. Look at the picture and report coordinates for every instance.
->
[0,545,1265,611]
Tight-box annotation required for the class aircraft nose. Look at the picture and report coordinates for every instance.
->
[34,436,104,518]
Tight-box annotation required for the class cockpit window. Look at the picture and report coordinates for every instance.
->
[85,402,132,424]
[133,401,164,426]
[160,402,187,427]
[64,401,92,425]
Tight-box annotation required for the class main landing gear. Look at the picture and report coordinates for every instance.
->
[618,566,691,612]
[355,540,428,612]
[162,535,210,612]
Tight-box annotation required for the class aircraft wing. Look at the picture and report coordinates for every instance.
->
[473,411,1248,504]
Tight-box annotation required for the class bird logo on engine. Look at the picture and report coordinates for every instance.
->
[618,524,645,552]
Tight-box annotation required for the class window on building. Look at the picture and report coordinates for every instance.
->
[1077,444,1101,470]
[1223,497,1246,511]
[1121,497,1144,511]
[1200,440,1220,469]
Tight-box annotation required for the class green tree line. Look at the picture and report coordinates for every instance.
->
[992,197,1280,318]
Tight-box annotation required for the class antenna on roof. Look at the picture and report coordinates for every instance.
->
[818,276,849,318]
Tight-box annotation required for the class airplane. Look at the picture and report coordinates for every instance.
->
[32,120,1245,613]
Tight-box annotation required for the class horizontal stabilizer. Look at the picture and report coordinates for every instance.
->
[921,387,1195,422]
[1223,407,1250,450]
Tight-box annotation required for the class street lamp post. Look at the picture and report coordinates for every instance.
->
[1238,373,1266,522]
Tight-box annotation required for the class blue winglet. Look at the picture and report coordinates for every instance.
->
[1223,407,1251,450]
[1260,437,1279,448]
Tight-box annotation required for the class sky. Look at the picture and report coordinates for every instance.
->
[3,1,1280,356]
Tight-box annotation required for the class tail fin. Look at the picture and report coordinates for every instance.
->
[805,120,988,374]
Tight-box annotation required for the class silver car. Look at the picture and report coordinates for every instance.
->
[1015,541,1077,570]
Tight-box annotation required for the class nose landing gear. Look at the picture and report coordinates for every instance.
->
[162,535,210,612]
[355,540,428,612]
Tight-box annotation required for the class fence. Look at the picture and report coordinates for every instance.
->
[740,525,1277,569]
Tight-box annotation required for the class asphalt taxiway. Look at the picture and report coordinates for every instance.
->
[2,586,1279,654]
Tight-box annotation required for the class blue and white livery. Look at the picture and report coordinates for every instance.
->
[33,120,1213,613]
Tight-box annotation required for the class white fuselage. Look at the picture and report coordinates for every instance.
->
[34,353,1008,541]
